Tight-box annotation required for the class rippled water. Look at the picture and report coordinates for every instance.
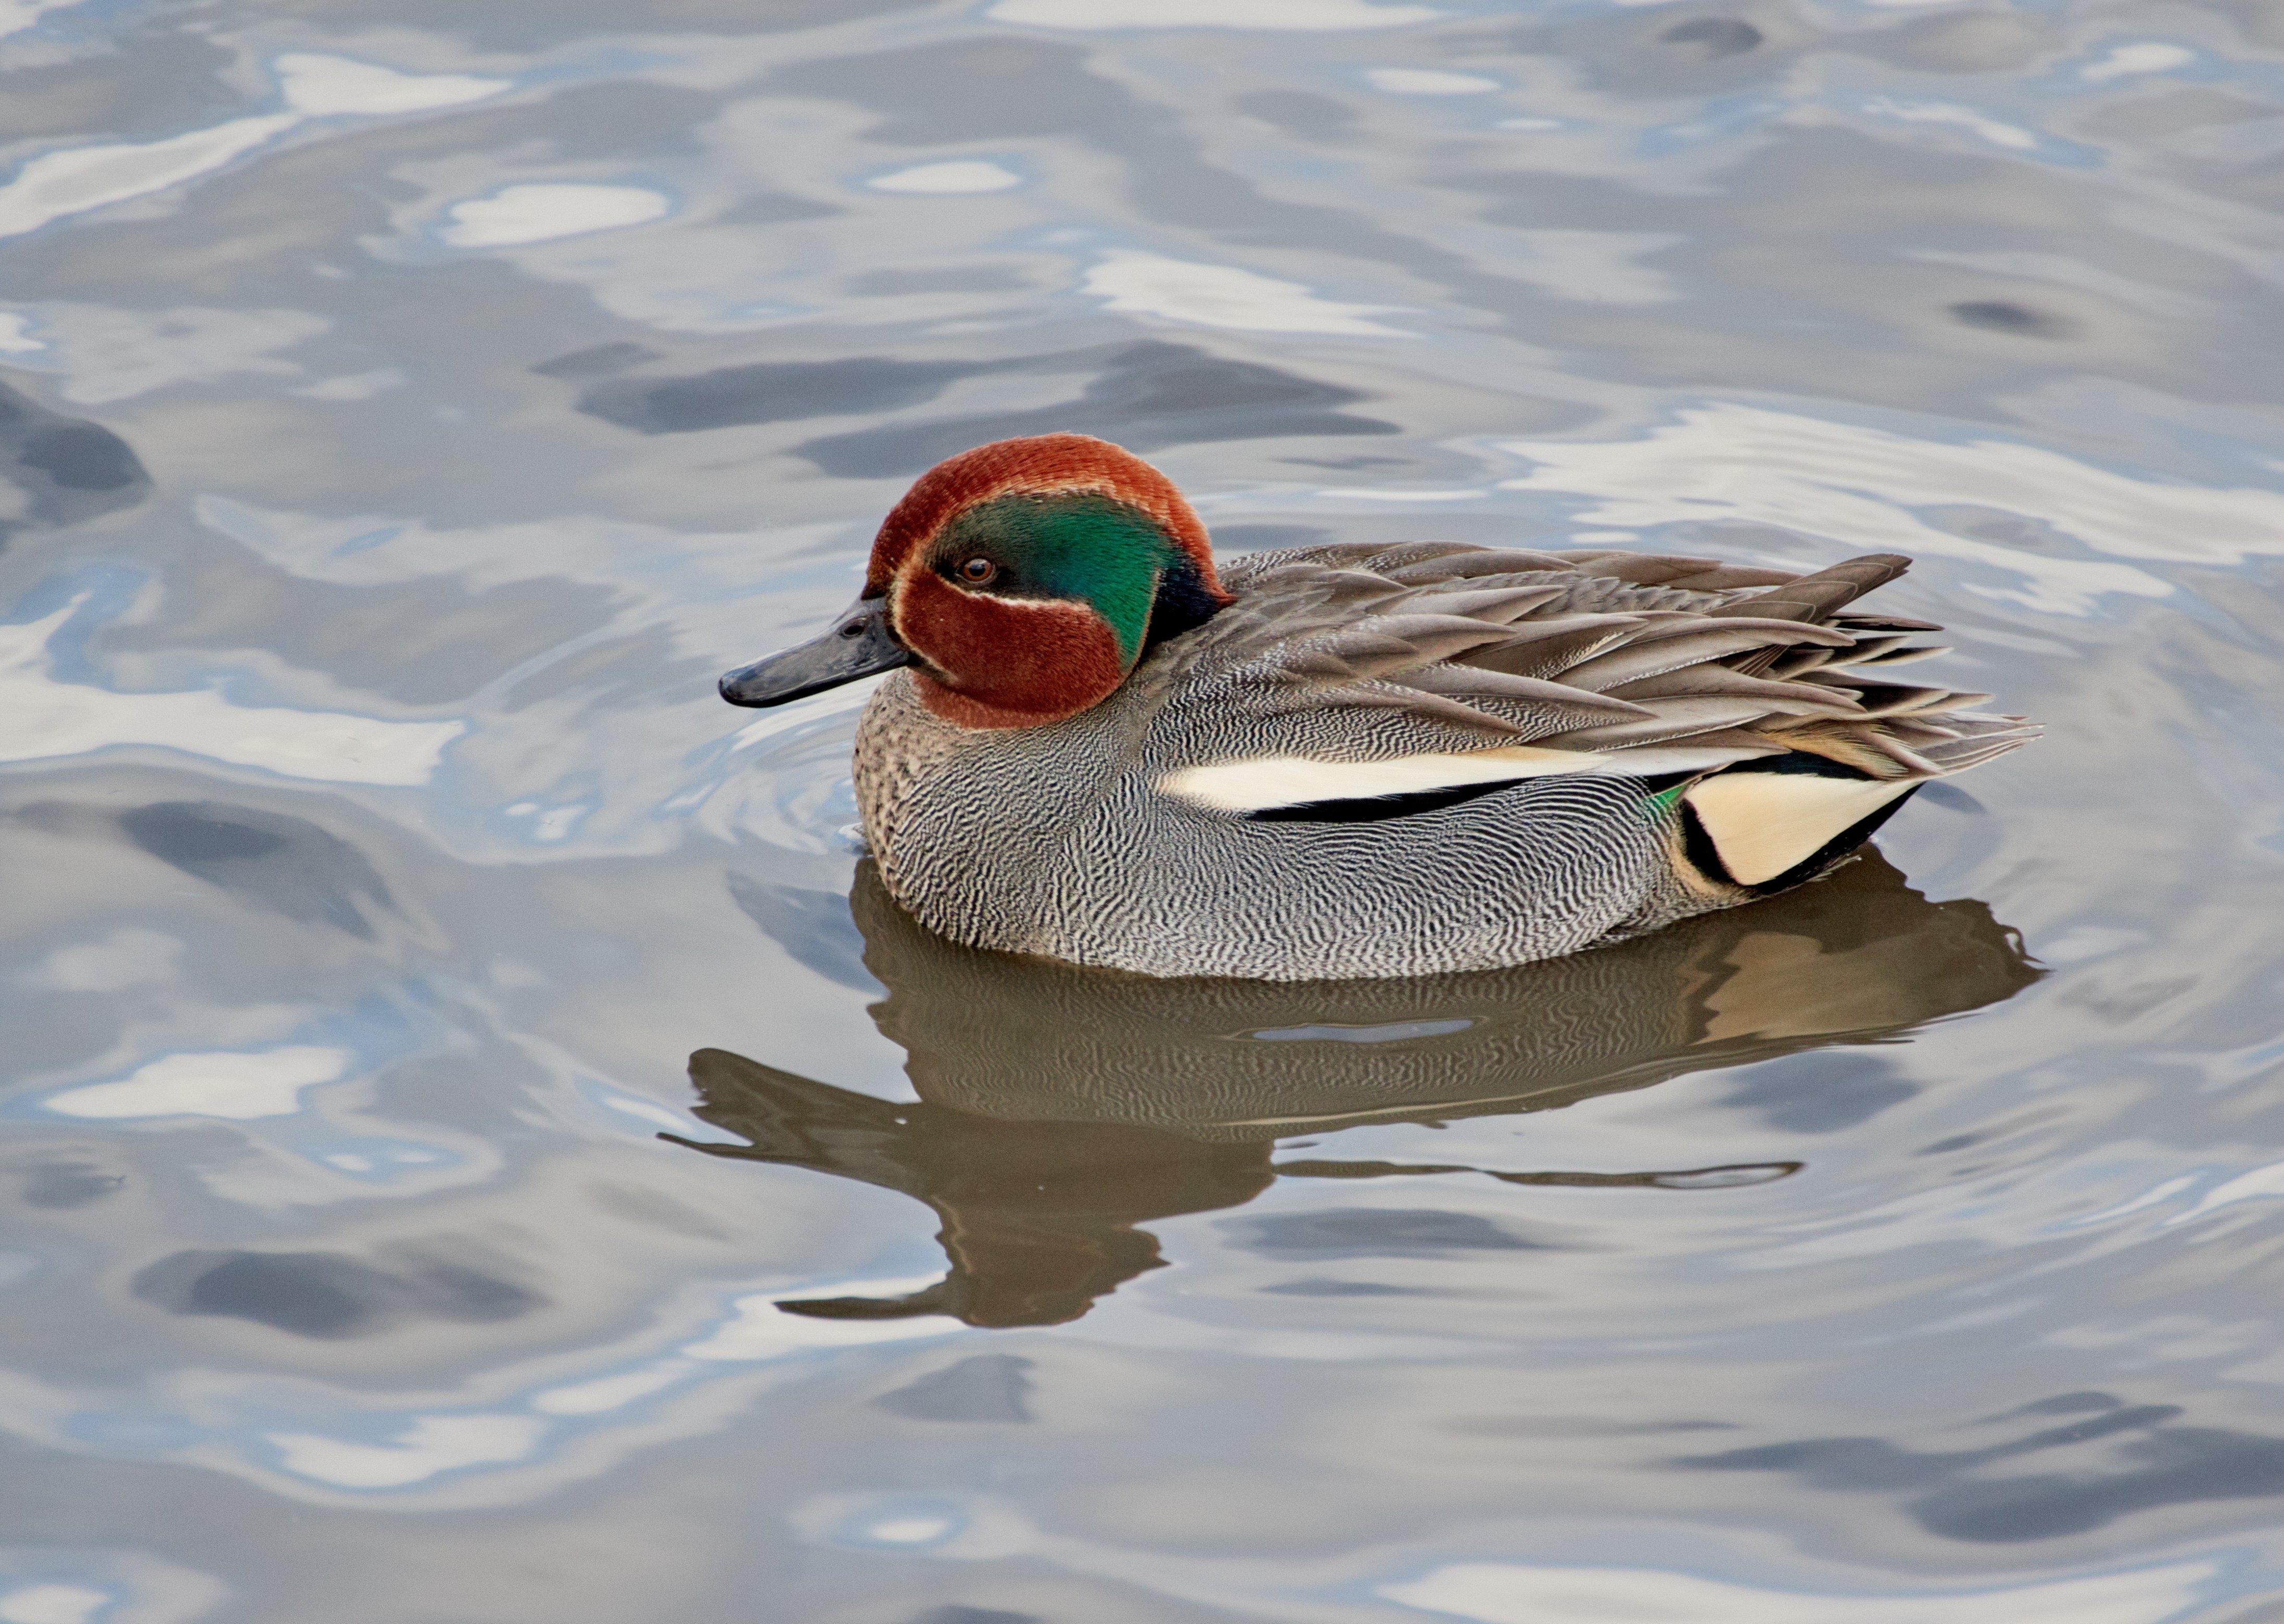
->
[5,0,2284,1618]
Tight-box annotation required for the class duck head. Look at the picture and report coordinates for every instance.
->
[719,433,1232,729]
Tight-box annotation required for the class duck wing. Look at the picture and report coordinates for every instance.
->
[1152,543,2036,841]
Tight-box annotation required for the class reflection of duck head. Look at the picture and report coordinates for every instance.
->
[679,853,2037,1328]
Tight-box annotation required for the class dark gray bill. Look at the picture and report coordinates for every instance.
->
[719,595,915,708]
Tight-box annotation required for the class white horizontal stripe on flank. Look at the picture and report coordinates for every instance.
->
[1159,746,1606,813]
[1159,741,1792,813]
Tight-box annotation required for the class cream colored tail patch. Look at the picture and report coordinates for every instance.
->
[1683,771,1917,886]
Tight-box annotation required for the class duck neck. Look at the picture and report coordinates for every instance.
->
[1141,547,1227,656]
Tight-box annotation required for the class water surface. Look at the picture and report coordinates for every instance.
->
[4,1,2284,1619]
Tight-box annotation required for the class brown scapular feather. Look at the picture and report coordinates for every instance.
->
[1189,541,2039,773]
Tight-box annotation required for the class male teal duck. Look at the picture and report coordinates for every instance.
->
[721,433,2037,981]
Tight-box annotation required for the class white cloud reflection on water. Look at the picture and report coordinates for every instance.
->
[1495,403,2284,613]
[0,1,87,44]
[0,114,298,241]
[0,1586,109,1624]
[1381,1557,2219,1624]
[1084,251,1411,335]
[439,185,672,249]
[988,0,1443,30]
[44,1046,349,1121]
[0,55,509,243]
[0,1555,225,1624]
[270,54,507,119]
[1366,68,1501,96]
[28,306,330,405]
[866,160,1025,194]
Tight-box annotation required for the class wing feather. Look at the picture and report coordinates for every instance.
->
[1152,543,2037,797]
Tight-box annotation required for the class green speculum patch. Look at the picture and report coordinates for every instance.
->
[932,492,1179,666]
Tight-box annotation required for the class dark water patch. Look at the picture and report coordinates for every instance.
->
[1917,781,1985,812]
[100,543,623,706]
[799,342,1395,478]
[531,342,661,379]
[1660,17,1763,56]
[1470,7,1786,89]
[583,339,1394,466]
[909,1608,1038,1624]
[579,356,1005,435]
[1722,1052,1919,1133]
[873,1355,1035,1423]
[1233,89,1358,142]
[0,32,240,147]
[1950,301,2077,339]
[715,191,842,225]
[1227,1208,1548,1260]
[1680,1394,2284,1541]
[1922,505,2082,554]
[0,383,149,540]
[1995,1391,2127,1420]
[1259,1278,1431,1297]
[20,1161,122,1209]
[726,876,875,993]
[119,803,392,940]
[20,423,139,491]
[134,1249,543,1339]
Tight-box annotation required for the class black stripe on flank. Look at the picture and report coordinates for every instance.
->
[1247,777,1529,823]
[1677,796,1735,886]
[1729,752,1879,781]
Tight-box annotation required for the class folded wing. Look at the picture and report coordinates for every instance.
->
[1150,542,2037,883]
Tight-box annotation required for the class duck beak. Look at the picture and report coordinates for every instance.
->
[719,595,915,708]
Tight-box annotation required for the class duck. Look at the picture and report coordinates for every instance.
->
[719,433,2038,982]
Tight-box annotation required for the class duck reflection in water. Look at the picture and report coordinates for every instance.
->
[672,853,2036,1329]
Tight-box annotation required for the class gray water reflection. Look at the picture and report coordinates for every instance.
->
[1684,1393,2284,1545]
[686,854,2031,1325]
[3,0,2284,1619]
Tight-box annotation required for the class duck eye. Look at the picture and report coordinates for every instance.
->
[957,557,998,586]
